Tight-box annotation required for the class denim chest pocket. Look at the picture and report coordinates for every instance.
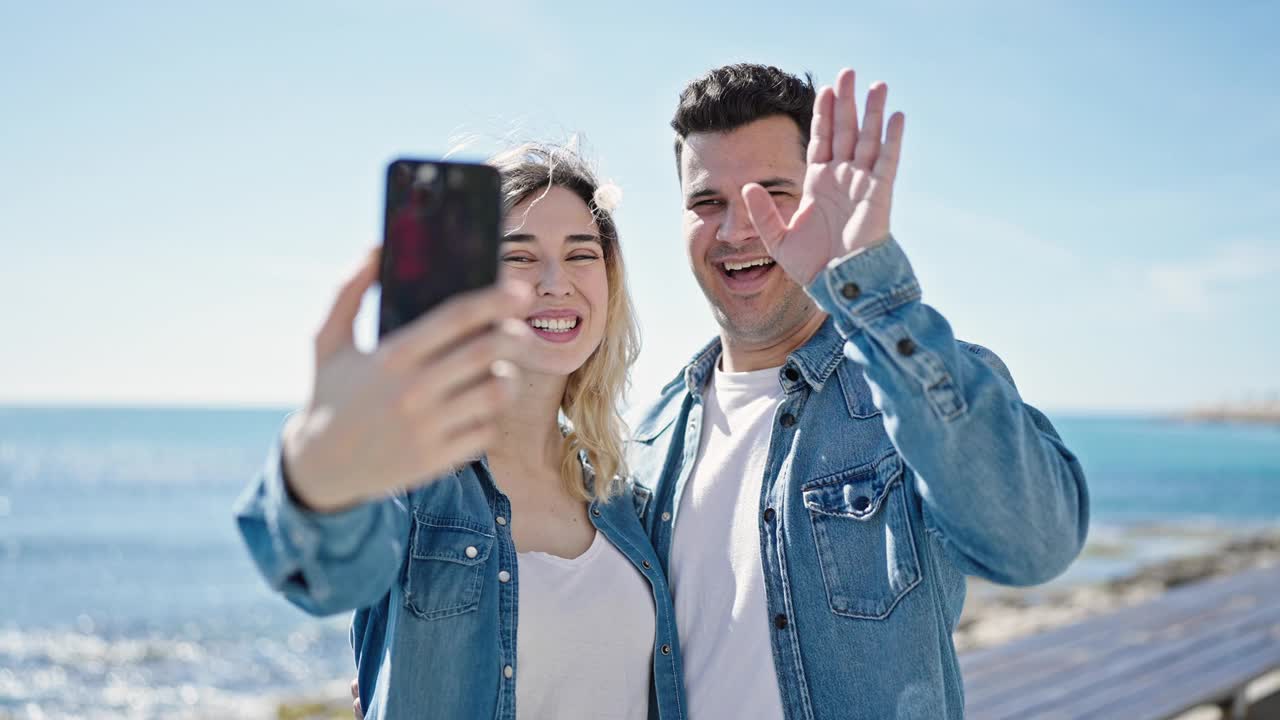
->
[801,453,922,620]
[403,511,494,621]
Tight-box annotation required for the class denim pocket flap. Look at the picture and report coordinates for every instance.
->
[410,512,494,566]
[802,453,903,520]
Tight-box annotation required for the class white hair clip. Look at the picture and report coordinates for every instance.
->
[592,181,623,214]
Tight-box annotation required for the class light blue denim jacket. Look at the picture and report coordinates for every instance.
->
[234,452,687,720]
[626,236,1089,720]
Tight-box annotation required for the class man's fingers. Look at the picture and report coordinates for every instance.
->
[807,86,836,164]
[381,282,533,369]
[873,112,906,183]
[853,82,889,171]
[315,247,379,362]
[741,184,789,256]
[350,679,359,701]
[830,69,859,162]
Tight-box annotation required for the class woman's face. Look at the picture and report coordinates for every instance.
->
[499,185,610,378]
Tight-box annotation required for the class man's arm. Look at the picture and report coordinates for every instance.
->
[807,237,1088,585]
[233,442,411,615]
[742,67,1088,585]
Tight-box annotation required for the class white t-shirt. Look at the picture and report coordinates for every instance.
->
[669,364,787,719]
[516,530,655,720]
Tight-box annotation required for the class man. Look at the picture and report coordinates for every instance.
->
[352,63,1088,719]
[624,63,1088,719]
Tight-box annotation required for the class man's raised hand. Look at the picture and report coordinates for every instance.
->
[743,68,905,285]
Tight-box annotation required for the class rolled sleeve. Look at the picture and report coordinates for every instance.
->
[234,439,408,615]
[806,235,922,328]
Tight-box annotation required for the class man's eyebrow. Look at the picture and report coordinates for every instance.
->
[685,176,798,201]
[754,177,799,191]
[502,233,601,244]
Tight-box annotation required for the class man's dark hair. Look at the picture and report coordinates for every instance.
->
[670,63,816,177]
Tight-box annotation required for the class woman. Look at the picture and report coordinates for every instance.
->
[234,144,685,719]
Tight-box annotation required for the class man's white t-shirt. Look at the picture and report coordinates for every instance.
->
[669,363,787,719]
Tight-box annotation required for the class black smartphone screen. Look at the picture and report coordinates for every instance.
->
[378,159,502,339]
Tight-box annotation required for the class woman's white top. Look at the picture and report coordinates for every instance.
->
[514,530,656,720]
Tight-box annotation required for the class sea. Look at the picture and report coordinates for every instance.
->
[1,407,1278,719]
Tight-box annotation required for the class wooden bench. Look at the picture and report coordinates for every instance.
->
[961,564,1280,719]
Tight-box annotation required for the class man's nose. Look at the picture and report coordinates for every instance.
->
[716,197,757,246]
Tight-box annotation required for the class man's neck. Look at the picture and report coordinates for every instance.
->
[719,311,827,373]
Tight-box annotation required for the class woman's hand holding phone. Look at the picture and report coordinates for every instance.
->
[281,248,534,513]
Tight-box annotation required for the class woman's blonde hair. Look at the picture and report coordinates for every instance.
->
[489,142,640,502]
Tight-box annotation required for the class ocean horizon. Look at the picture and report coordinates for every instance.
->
[2,406,1278,718]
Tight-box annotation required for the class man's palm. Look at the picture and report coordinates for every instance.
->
[744,69,905,285]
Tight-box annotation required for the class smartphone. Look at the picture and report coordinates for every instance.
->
[378,158,503,339]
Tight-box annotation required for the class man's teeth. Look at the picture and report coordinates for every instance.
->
[529,317,579,332]
[723,258,775,272]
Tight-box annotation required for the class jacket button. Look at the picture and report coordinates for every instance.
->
[779,413,796,428]
[464,546,478,559]
[896,338,917,356]
[661,511,671,522]
[642,560,652,569]
[783,367,800,382]
[763,507,776,523]
[498,570,511,583]
[495,516,507,526]
[661,644,671,655]
[841,282,861,299]
[504,665,514,679]
[774,614,788,629]
[853,496,871,512]
[592,507,601,517]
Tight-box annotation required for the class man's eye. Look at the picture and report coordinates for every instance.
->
[692,199,722,208]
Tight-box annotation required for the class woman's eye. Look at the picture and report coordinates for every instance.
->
[569,254,599,262]
[502,255,535,264]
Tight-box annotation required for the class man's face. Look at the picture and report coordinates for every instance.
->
[680,115,819,347]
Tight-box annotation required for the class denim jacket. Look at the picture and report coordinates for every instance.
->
[234,450,687,720]
[626,236,1089,720]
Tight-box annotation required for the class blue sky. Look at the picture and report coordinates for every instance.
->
[2,1,1276,412]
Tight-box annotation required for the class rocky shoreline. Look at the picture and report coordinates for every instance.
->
[263,529,1280,719]
[1178,403,1280,426]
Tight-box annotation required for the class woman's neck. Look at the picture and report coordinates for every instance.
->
[487,370,569,491]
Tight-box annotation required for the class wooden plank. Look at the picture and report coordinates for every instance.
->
[966,596,1280,718]
[962,565,1280,720]
[964,586,1279,706]
[963,566,1280,679]
[1051,627,1280,720]
[964,574,1279,706]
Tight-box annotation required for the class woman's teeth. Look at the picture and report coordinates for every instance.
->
[723,258,775,273]
[529,317,579,332]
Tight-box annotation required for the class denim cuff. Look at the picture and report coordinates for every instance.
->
[261,440,383,573]
[804,234,922,332]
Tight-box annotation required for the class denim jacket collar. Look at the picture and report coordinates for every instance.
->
[681,315,846,397]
